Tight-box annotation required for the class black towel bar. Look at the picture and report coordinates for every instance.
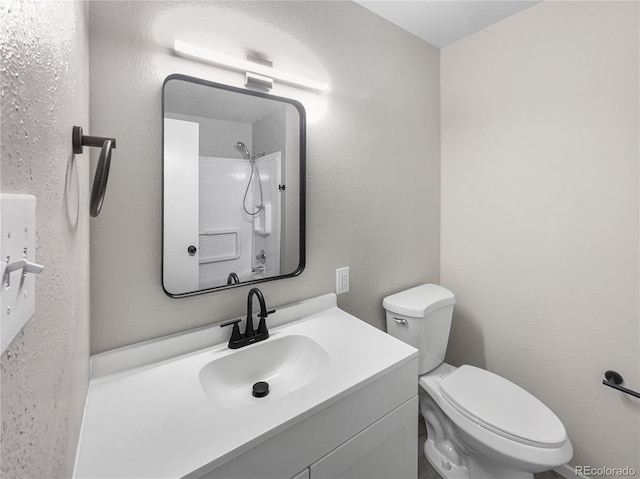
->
[602,370,640,399]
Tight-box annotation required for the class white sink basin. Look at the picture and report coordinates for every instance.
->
[199,334,330,408]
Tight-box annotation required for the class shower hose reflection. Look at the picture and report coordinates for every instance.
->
[236,141,265,216]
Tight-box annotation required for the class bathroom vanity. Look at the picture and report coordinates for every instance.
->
[74,294,418,479]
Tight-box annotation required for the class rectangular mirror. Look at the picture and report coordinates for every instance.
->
[163,74,305,296]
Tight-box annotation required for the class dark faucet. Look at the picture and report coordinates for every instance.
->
[226,272,240,285]
[220,288,275,349]
[245,288,267,337]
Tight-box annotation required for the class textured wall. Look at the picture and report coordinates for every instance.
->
[1,1,90,477]
[441,1,639,475]
[88,1,440,353]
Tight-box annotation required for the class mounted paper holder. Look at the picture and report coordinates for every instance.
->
[72,126,117,217]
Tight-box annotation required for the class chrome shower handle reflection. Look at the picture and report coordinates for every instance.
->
[72,126,117,217]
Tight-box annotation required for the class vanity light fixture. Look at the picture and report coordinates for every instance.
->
[173,40,329,92]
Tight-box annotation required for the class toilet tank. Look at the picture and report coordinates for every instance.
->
[383,284,456,375]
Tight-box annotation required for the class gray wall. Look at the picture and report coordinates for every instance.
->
[186,115,252,159]
[0,1,91,477]
[253,107,286,162]
[441,1,639,474]
[284,106,301,274]
[252,106,297,273]
[89,1,440,353]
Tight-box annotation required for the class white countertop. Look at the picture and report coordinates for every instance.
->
[74,294,418,479]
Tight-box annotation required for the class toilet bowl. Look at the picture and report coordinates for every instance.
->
[383,284,572,479]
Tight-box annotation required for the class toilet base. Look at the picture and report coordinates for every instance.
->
[422,432,536,479]
[467,455,534,479]
[423,435,469,479]
[421,389,469,479]
[421,389,536,479]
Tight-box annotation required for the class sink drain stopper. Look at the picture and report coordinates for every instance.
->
[252,381,269,398]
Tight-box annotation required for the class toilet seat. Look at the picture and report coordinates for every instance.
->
[439,365,567,448]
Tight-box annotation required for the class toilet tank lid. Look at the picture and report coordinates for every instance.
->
[383,284,455,318]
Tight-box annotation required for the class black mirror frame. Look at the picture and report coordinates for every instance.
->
[161,73,306,297]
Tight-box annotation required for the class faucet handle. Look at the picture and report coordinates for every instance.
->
[220,318,241,328]
[220,318,242,346]
[256,310,275,336]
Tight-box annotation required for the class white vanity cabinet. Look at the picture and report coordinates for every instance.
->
[286,397,417,479]
[196,357,418,479]
[75,295,419,479]
[308,397,417,479]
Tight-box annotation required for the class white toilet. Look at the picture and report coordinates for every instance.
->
[383,284,573,479]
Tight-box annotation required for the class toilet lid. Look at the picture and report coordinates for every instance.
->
[440,365,567,448]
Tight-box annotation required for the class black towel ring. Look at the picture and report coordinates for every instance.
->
[72,126,117,217]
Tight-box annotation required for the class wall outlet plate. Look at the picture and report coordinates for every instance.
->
[1,194,38,354]
[336,267,349,294]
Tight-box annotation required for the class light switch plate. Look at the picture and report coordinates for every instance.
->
[1,194,38,354]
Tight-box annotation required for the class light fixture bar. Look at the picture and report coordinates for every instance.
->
[245,72,274,91]
[174,40,329,92]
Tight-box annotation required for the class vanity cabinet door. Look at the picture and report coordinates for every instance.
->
[309,396,417,479]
